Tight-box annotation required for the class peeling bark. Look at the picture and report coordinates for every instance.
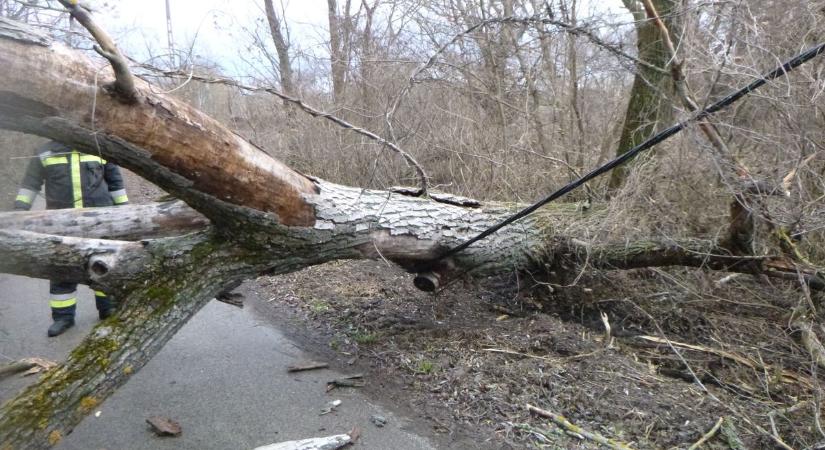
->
[0,16,819,450]
[0,17,317,226]
[608,0,679,190]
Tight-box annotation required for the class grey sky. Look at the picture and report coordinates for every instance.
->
[96,0,632,76]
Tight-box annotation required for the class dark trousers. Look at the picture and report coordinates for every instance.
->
[49,281,111,320]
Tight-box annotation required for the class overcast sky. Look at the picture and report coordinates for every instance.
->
[96,0,632,76]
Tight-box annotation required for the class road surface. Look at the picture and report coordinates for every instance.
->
[0,274,437,449]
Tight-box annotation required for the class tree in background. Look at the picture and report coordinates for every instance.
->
[608,0,679,190]
[1,1,825,448]
[263,0,294,97]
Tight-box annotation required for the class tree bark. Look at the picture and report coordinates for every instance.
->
[327,0,347,104]
[0,201,208,240]
[0,231,258,449]
[263,0,294,97]
[0,16,818,449]
[608,0,679,190]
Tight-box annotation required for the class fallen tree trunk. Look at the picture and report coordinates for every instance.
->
[0,201,208,240]
[0,231,260,448]
[0,15,818,450]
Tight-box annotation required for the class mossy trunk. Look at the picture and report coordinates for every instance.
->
[0,197,588,449]
[0,13,820,450]
[0,232,261,449]
[1,190,819,450]
[608,0,679,191]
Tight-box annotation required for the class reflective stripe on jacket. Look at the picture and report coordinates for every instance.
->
[14,141,129,211]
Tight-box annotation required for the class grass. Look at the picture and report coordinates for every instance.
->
[308,300,330,313]
[351,330,378,345]
[414,359,435,375]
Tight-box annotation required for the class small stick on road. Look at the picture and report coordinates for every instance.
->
[286,361,329,373]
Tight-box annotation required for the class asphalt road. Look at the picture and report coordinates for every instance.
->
[0,274,437,450]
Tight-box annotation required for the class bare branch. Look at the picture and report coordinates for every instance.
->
[56,0,136,103]
[133,62,430,196]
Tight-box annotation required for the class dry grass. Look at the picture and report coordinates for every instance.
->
[2,0,824,447]
[254,260,825,449]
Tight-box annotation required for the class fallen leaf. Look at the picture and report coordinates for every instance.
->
[146,416,182,437]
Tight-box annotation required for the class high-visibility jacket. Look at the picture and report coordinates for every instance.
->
[14,141,129,211]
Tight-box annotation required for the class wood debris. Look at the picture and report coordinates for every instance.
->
[287,361,329,373]
[319,399,342,415]
[254,431,354,450]
[526,404,635,450]
[146,416,182,437]
[0,357,57,380]
[326,374,365,391]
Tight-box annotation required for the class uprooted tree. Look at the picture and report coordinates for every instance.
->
[0,11,822,450]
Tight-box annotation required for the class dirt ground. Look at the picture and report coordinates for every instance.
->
[111,175,825,449]
[248,260,825,450]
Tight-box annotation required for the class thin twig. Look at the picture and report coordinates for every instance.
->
[483,348,598,362]
[385,13,667,164]
[640,0,746,178]
[636,335,813,388]
[767,401,810,450]
[687,417,724,450]
[526,404,636,450]
[133,62,429,196]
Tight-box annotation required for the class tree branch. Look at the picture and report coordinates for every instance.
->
[56,0,137,103]
[0,17,318,226]
[134,62,431,197]
[0,201,208,240]
[0,229,148,289]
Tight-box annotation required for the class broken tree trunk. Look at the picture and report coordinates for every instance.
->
[0,201,208,240]
[0,16,818,450]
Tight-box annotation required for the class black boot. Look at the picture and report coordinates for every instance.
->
[47,318,75,337]
[95,292,113,320]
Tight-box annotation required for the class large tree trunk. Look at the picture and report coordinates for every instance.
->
[608,0,679,190]
[0,16,815,449]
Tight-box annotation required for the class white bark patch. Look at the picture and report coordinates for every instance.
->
[303,180,553,272]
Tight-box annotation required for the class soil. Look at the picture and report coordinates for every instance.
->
[249,261,825,450]
[126,176,825,450]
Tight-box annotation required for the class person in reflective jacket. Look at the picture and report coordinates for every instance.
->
[14,141,130,337]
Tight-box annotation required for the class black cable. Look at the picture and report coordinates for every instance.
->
[428,42,825,265]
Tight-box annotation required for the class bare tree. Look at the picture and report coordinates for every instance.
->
[608,0,679,190]
[327,0,350,104]
[264,0,294,96]
[2,1,825,447]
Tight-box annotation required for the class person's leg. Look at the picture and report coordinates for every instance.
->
[48,280,77,337]
[94,290,113,320]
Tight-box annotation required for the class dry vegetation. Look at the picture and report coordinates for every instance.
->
[252,260,824,448]
[3,0,825,448]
